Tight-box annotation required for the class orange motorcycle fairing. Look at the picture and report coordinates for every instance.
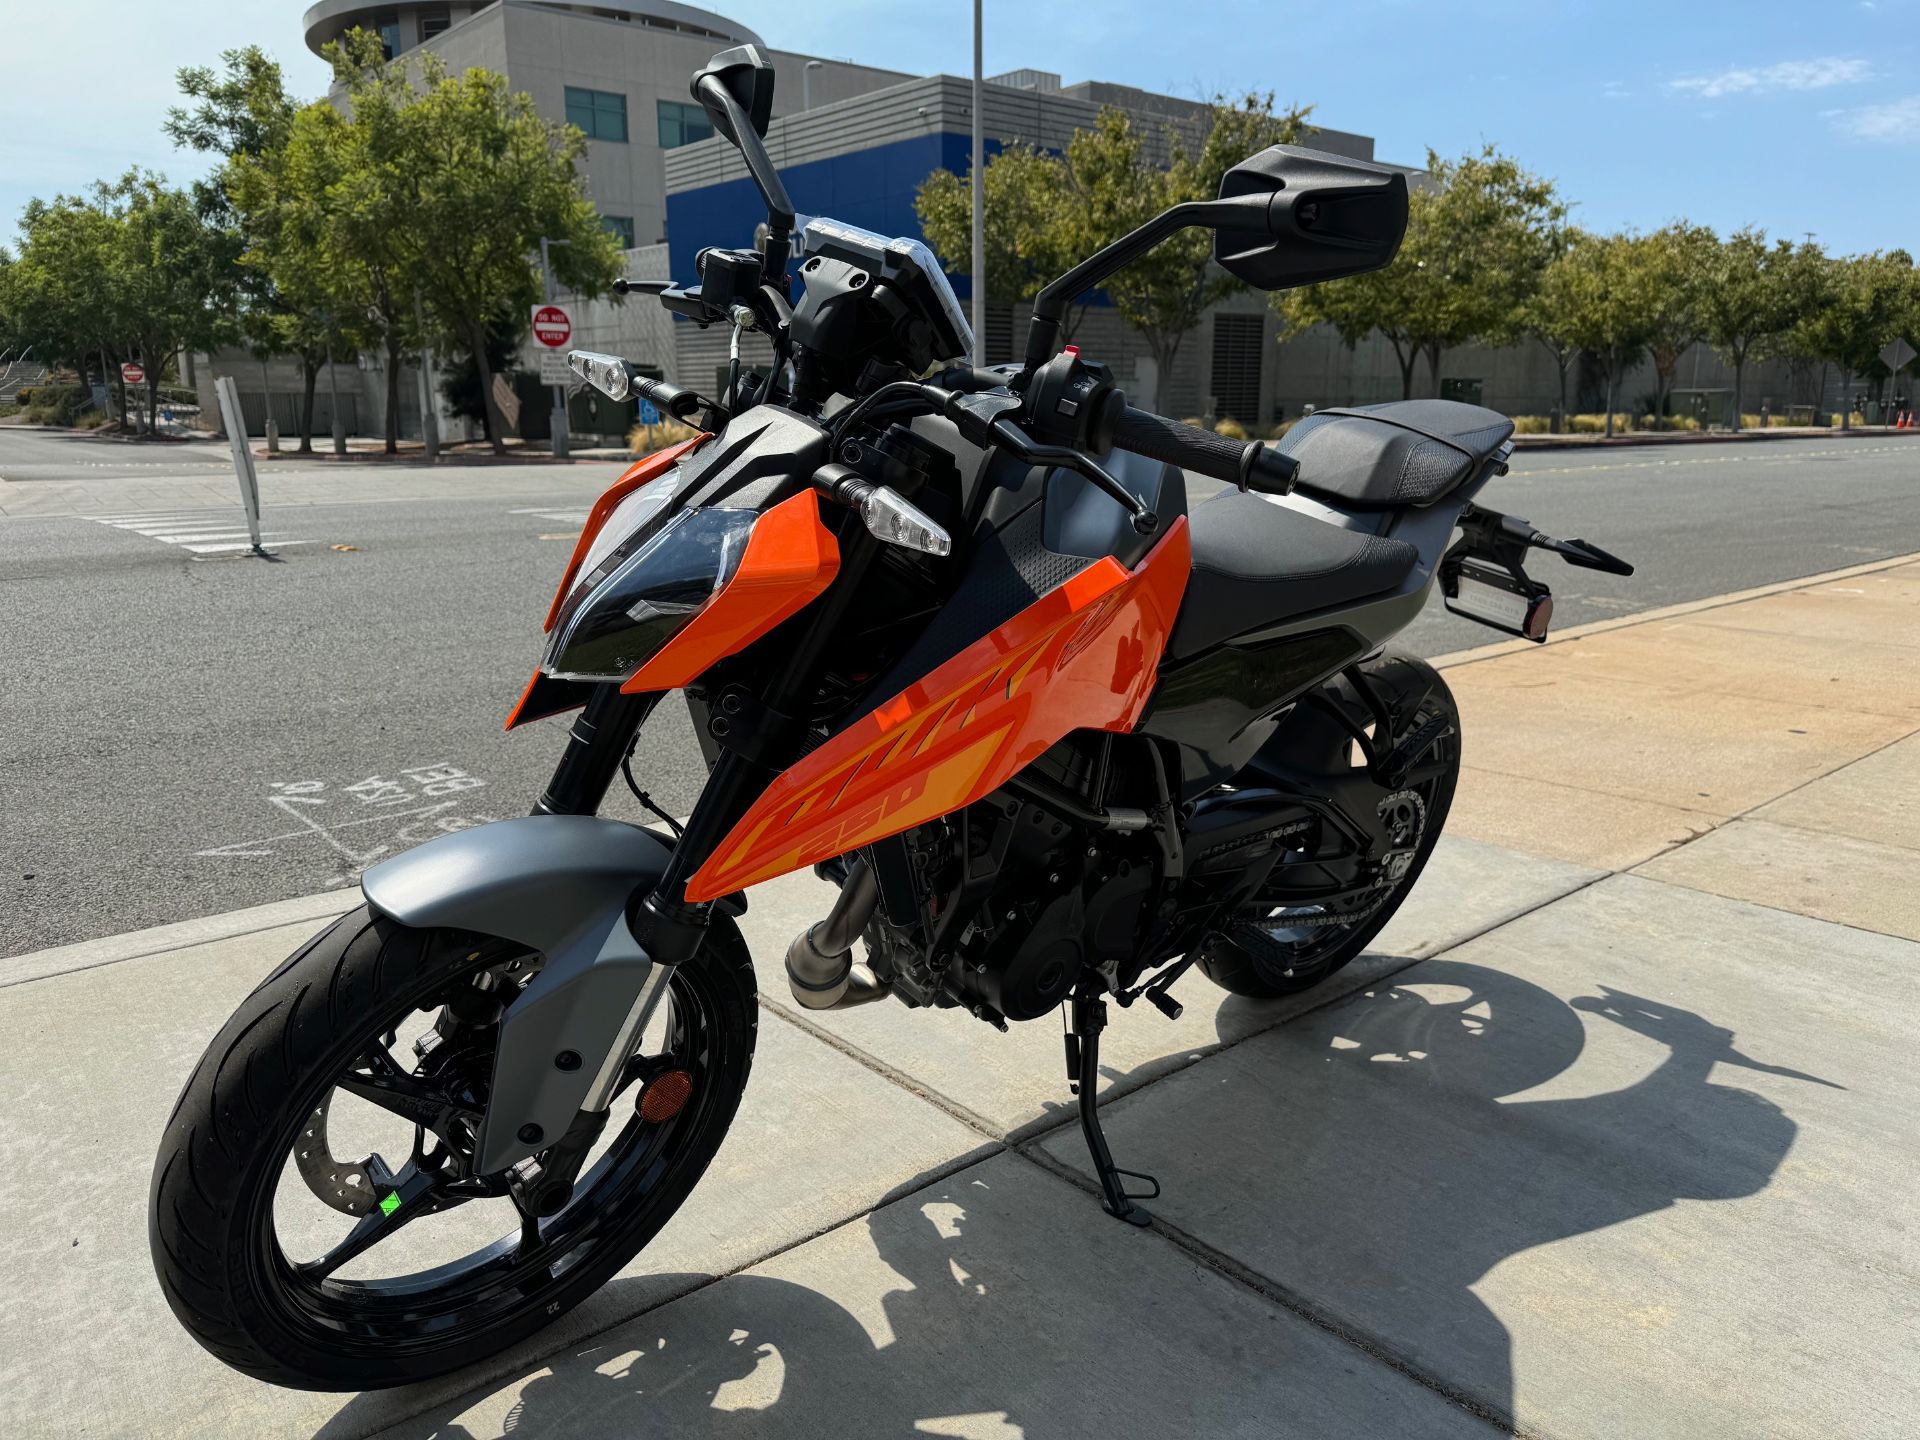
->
[684,517,1192,902]
[542,435,708,634]
[618,488,841,695]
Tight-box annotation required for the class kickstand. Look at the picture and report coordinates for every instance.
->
[1064,986,1158,1226]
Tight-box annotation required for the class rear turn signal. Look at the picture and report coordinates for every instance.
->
[638,1069,694,1124]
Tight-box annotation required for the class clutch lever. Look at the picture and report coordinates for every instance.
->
[985,417,1160,536]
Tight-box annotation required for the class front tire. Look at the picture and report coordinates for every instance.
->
[149,904,756,1391]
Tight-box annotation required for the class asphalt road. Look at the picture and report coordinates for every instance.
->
[2,430,1916,957]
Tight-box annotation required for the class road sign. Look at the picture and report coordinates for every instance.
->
[1883,338,1916,374]
[538,351,572,386]
[531,304,572,349]
[637,397,661,426]
[121,361,146,385]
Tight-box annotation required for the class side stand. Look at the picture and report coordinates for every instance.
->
[1065,986,1157,1226]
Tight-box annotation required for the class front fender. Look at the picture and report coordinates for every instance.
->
[361,815,669,1173]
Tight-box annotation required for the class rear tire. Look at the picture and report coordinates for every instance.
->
[149,904,755,1391]
[1198,651,1459,1000]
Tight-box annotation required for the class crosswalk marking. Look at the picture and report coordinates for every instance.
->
[83,510,313,555]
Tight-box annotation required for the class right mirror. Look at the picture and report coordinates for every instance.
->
[1212,145,1409,291]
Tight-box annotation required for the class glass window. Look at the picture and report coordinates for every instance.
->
[419,5,451,39]
[376,20,402,59]
[656,99,714,149]
[601,215,636,249]
[565,87,629,143]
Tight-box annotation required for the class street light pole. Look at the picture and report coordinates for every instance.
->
[971,0,985,367]
[803,59,824,111]
[541,236,571,460]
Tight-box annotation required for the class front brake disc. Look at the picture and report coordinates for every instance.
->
[294,1089,396,1217]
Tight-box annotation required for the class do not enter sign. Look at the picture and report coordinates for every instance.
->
[121,361,146,385]
[531,304,573,348]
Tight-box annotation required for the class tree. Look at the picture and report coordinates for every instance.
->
[326,31,620,454]
[1538,230,1655,437]
[915,144,1080,344]
[105,170,239,431]
[1698,228,1824,431]
[166,46,328,449]
[1276,144,1563,400]
[0,194,123,396]
[1634,222,1717,421]
[1524,225,1590,424]
[1067,96,1311,410]
[1796,250,1915,429]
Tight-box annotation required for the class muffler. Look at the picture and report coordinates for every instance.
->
[785,861,891,1010]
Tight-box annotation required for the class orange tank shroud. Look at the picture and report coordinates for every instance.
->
[684,516,1193,902]
[618,488,841,694]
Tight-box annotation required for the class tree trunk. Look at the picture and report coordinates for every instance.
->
[1730,353,1745,432]
[1555,354,1569,431]
[465,313,508,456]
[1603,361,1617,439]
[1150,333,1182,415]
[1392,340,1417,401]
[1838,369,1853,430]
[146,369,159,438]
[299,357,317,453]
[1423,341,1445,398]
[384,336,402,455]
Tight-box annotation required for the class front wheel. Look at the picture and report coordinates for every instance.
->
[149,905,755,1391]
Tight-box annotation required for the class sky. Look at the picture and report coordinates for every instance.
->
[2,0,1915,255]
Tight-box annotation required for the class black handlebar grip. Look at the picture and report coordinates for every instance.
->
[1112,407,1297,493]
[632,374,700,421]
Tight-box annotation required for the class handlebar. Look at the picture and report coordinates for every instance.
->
[1111,407,1298,495]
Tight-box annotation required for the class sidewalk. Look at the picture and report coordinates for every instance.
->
[3,557,1917,1439]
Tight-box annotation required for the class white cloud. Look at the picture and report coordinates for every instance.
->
[1669,57,1872,100]
[1831,94,1920,142]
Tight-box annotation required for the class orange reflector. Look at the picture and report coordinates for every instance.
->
[638,1069,694,1124]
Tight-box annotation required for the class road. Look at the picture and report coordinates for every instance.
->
[2,427,1915,956]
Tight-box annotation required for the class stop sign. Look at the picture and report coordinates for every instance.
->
[121,361,146,385]
[531,304,573,348]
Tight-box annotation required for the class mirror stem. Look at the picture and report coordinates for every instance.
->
[1020,198,1267,380]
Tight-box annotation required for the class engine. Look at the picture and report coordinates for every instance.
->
[858,790,1158,1024]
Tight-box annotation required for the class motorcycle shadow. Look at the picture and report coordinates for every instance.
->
[321,958,1829,1439]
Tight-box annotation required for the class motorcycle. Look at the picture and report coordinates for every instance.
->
[150,44,1631,1391]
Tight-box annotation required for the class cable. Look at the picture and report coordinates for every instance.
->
[622,737,683,839]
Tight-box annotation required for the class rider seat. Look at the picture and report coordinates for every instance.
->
[1165,399,1514,658]
[1169,495,1420,658]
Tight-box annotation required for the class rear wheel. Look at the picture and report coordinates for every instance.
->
[1198,651,1459,999]
[149,905,755,1391]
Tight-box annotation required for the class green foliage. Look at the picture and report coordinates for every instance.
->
[1697,227,1827,430]
[916,144,1078,316]
[1277,144,1565,398]
[1791,250,1916,427]
[1634,223,1718,416]
[1525,230,1656,436]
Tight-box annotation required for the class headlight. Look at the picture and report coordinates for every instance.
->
[541,506,758,683]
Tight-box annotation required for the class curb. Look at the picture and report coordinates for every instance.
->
[0,888,359,991]
[1510,426,1918,451]
[1425,549,1920,671]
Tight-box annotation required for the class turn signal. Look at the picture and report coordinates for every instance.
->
[567,349,631,401]
[638,1069,694,1123]
[858,485,951,556]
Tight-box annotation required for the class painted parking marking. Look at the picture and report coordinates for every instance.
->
[510,506,590,524]
[195,764,496,879]
[83,510,314,554]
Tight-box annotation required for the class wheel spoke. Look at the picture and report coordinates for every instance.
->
[295,1160,442,1281]
[336,1063,481,1130]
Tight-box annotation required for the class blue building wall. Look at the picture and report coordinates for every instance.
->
[666,132,997,298]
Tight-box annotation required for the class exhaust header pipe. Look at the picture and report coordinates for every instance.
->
[785,861,891,1010]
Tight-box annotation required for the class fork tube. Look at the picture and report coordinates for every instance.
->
[534,688,659,817]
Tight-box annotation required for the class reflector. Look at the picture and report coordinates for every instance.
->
[638,1069,694,1123]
